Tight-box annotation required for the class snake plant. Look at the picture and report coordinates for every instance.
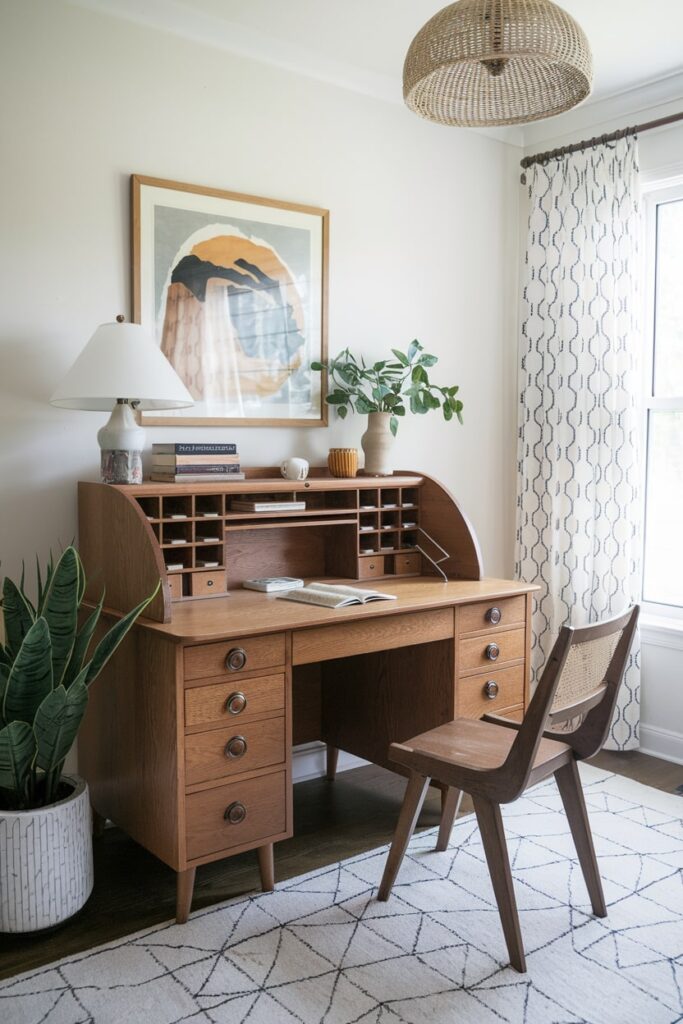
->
[0,546,157,810]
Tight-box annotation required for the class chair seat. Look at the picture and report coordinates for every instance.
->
[390,717,570,776]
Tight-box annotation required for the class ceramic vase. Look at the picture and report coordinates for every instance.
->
[0,776,93,932]
[360,412,395,476]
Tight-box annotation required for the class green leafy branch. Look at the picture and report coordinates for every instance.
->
[312,339,463,437]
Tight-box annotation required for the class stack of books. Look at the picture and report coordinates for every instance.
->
[150,443,245,483]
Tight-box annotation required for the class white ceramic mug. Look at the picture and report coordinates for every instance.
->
[280,457,309,481]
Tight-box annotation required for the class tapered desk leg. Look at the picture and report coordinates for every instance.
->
[258,843,275,891]
[176,867,196,924]
[326,745,339,781]
[91,807,106,839]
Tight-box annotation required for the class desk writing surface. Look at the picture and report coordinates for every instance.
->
[137,577,538,644]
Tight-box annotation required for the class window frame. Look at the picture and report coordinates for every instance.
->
[641,178,683,620]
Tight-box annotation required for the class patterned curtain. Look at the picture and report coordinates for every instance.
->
[516,136,641,750]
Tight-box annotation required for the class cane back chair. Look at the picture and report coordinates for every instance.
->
[377,606,639,972]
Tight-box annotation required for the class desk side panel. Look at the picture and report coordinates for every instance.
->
[408,470,484,580]
[78,627,183,869]
[78,481,170,622]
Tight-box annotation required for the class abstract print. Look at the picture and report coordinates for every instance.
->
[160,229,307,411]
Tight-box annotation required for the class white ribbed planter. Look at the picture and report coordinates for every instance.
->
[0,776,93,933]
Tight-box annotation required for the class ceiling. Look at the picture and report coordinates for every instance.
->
[74,0,683,136]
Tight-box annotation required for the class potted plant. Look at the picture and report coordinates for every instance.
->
[0,546,156,932]
[312,340,463,474]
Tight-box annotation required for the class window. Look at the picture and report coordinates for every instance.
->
[642,182,683,613]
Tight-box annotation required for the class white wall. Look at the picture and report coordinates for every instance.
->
[0,0,521,598]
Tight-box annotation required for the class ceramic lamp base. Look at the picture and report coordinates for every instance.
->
[101,449,143,485]
[97,400,145,485]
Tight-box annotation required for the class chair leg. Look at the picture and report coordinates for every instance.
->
[473,796,526,973]
[326,745,339,781]
[555,758,607,918]
[436,786,463,851]
[377,772,431,902]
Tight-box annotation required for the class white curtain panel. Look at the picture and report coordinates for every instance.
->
[516,136,641,750]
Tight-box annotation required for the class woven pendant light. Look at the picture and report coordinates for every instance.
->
[404,0,592,127]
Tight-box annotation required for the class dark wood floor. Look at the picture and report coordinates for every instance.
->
[1,749,679,981]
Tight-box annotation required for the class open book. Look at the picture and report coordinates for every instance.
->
[277,582,397,609]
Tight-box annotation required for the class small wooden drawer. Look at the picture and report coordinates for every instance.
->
[458,595,526,635]
[393,552,421,576]
[185,673,285,729]
[358,556,385,580]
[184,632,286,681]
[167,575,183,600]
[185,715,285,786]
[185,769,287,861]
[190,571,225,597]
[457,664,525,719]
[459,627,526,674]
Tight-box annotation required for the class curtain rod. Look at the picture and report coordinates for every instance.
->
[519,110,683,182]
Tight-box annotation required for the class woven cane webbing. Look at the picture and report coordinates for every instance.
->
[403,0,592,127]
[552,631,622,712]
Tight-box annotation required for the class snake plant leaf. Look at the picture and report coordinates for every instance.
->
[3,618,53,724]
[0,720,36,794]
[84,585,159,687]
[0,664,8,728]
[63,591,104,688]
[34,675,88,773]
[41,547,80,688]
[2,577,36,658]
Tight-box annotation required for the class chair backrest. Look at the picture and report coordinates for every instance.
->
[547,605,639,760]
[499,606,639,798]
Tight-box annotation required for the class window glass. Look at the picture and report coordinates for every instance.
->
[653,199,683,397]
[643,410,683,607]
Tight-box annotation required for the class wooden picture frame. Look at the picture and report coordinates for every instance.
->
[132,175,329,427]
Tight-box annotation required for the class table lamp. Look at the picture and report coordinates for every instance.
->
[50,315,194,484]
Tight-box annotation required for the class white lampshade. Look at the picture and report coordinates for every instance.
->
[50,320,193,410]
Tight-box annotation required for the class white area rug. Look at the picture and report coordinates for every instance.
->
[1,765,682,1024]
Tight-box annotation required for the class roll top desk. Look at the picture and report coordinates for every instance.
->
[78,469,537,921]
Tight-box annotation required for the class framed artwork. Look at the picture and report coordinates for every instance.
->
[132,175,328,426]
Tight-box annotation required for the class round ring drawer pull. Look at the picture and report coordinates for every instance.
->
[225,691,247,715]
[224,735,247,759]
[224,801,247,825]
[485,606,502,625]
[206,579,214,588]
[484,680,499,700]
[485,642,500,661]
[225,647,247,672]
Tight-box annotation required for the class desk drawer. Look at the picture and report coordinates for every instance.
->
[458,596,526,635]
[185,716,285,786]
[459,627,526,674]
[184,632,286,681]
[185,673,285,728]
[457,664,526,719]
[185,769,287,861]
[292,608,453,666]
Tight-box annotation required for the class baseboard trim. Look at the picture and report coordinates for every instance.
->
[292,742,369,782]
[639,723,683,766]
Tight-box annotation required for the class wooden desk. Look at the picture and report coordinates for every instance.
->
[77,472,537,921]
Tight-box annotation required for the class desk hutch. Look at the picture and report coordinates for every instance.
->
[78,469,537,922]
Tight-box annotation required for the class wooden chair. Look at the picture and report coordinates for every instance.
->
[377,606,639,972]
